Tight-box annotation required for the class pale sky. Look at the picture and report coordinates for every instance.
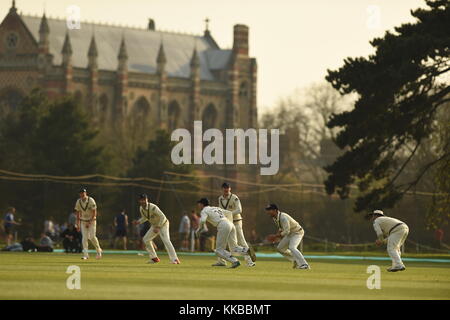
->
[1,0,426,112]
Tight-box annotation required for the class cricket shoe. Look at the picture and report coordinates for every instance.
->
[171,259,181,264]
[147,257,161,264]
[246,246,257,262]
[296,264,310,270]
[211,262,226,267]
[387,266,405,272]
[81,256,89,260]
[96,250,102,260]
[230,261,241,269]
[247,262,256,267]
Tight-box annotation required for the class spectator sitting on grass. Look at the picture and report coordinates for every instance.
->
[60,224,82,253]
[38,233,54,252]
[21,236,38,252]
[1,242,23,252]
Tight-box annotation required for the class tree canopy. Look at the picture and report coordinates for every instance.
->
[0,89,105,232]
[324,0,450,214]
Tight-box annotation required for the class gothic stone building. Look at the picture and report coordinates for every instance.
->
[0,2,257,144]
[0,1,261,231]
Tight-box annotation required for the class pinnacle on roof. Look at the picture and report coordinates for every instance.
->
[190,47,200,68]
[61,32,72,55]
[39,13,49,34]
[88,34,98,57]
[118,36,128,60]
[156,42,166,64]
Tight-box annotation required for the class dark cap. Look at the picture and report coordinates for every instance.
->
[197,198,210,206]
[222,182,230,188]
[265,203,278,211]
[139,194,148,200]
[79,188,87,193]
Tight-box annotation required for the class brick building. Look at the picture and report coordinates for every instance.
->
[0,1,261,229]
[0,1,257,139]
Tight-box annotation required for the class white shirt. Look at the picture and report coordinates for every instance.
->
[75,197,97,220]
[373,216,405,239]
[179,215,191,233]
[199,206,230,228]
[44,220,55,233]
[138,202,167,228]
[273,211,302,237]
[218,193,242,221]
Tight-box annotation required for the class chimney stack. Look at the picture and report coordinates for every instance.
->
[232,24,249,56]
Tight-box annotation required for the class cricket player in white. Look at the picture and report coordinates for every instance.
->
[214,183,255,267]
[367,210,409,272]
[75,188,102,260]
[265,204,309,269]
[135,194,180,264]
[196,198,256,268]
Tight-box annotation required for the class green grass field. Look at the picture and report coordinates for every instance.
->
[0,252,449,300]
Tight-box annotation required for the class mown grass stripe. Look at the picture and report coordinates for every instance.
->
[51,249,450,263]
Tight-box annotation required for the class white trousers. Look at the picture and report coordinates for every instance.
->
[80,220,102,255]
[277,230,308,266]
[218,220,252,264]
[387,225,409,268]
[215,220,248,263]
[143,221,178,261]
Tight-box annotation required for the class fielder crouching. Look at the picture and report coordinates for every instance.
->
[366,210,409,272]
[265,203,310,269]
[134,194,180,264]
[196,198,256,268]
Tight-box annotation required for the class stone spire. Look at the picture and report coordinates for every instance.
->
[87,34,99,115]
[116,36,128,118]
[156,41,167,127]
[39,13,50,34]
[117,36,128,72]
[88,34,98,69]
[88,35,98,57]
[189,46,201,128]
[118,36,128,60]
[38,13,50,52]
[61,32,73,61]
[61,32,73,93]
[190,47,200,69]
[156,42,167,65]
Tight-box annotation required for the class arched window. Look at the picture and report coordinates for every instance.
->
[134,97,150,117]
[168,100,181,131]
[131,96,151,129]
[202,103,218,129]
[0,87,23,118]
[98,94,108,123]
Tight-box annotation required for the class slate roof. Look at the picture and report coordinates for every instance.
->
[20,15,232,80]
